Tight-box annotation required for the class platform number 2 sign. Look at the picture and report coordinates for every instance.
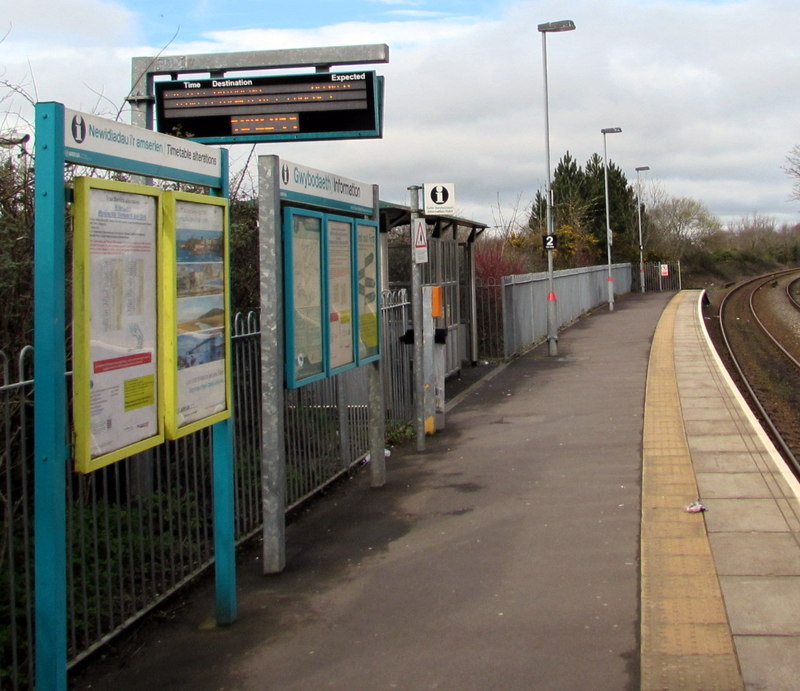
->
[543,234,557,250]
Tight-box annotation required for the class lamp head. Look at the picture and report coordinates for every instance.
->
[601,127,622,135]
[538,20,576,33]
[636,166,650,172]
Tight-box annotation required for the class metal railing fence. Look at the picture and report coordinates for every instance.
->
[474,277,505,360]
[643,261,682,292]
[476,263,633,360]
[0,289,411,689]
[1,347,35,690]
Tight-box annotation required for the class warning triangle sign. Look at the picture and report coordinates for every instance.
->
[413,218,428,264]
[414,218,427,248]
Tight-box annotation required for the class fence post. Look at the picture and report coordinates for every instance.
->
[502,277,513,359]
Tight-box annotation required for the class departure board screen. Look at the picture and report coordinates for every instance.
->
[154,71,382,142]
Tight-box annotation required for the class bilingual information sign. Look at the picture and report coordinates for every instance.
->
[423,182,456,217]
[154,71,383,143]
[279,159,373,216]
[64,107,222,187]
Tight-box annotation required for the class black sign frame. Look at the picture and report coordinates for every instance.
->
[154,71,383,144]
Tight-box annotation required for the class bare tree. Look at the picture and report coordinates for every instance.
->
[646,194,723,260]
[785,144,800,202]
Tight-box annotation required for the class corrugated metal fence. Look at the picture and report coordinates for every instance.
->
[0,289,411,690]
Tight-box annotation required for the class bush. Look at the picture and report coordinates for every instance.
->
[0,148,34,352]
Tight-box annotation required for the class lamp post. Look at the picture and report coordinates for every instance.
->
[635,165,650,293]
[601,126,622,311]
[538,19,575,356]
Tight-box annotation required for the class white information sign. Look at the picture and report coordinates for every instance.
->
[64,108,222,185]
[174,200,228,427]
[413,216,429,264]
[423,182,456,216]
[86,187,159,458]
[279,159,373,215]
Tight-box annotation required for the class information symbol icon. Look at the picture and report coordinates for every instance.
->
[430,186,449,205]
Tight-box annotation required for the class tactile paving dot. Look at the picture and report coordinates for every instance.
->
[652,623,736,656]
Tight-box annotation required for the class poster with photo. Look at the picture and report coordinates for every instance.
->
[327,218,354,370]
[72,179,162,471]
[172,197,230,431]
[357,221,380,361]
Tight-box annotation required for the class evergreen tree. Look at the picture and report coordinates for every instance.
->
[528,151,640,268]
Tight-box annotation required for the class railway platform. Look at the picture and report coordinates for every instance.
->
[72,290,800,690]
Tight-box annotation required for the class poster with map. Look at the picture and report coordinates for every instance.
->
[290,212,324,384]
[72,178,162,472]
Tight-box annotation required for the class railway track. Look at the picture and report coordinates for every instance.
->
[716,269,800,476]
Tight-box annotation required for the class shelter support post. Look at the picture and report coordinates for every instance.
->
[258,155,287,574]
[368,183,387,486]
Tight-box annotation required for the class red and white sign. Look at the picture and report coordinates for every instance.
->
[413,217,428,264]
[660,264,670,277]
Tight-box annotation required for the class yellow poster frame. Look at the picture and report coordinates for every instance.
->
[72,177,165,473]
[161,191,232,438]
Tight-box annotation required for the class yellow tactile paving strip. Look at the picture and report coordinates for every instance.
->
[641,292,744,690]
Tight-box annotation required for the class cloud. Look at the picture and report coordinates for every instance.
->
[2,0,139,44]
[2,0,799,226]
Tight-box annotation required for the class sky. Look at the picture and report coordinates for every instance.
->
[3,0,800,228]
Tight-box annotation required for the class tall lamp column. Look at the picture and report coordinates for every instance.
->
[635,165,650,293]
[601,126,622,311]
[538,19,575,356]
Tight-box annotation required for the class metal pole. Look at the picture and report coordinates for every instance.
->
[410,186,425,452]
[211,149,236,624]
[603,133,613,311]
[601,127,621,311]
[259,155,287,574]
[637,172,644,293]
[34,100,69,691]
[538,19,575,355]
[541,31,558,356]
[368,183,386,487]
[635,166,649,293]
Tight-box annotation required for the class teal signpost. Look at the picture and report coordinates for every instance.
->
[33,102,235,690]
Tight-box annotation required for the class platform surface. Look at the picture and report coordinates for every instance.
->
[72,291,800,690]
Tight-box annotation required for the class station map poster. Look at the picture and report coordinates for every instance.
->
[285,209,325,387]
[327,217,355,371]
[72,178,163,473]
[162,192,231,438]
[357,221,380,362]
[284,208,381,388]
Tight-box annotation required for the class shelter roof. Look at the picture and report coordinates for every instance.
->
[378,201,488,243]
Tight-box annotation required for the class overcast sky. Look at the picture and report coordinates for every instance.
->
[3,0,800,227]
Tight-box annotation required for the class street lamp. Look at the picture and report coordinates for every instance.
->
[601,126,622,311]
[635,165,650,293]
[538,18,575,356]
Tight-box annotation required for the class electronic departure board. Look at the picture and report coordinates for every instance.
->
[154,71,383,144]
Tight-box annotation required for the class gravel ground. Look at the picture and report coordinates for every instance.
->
[703,272,800,469]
